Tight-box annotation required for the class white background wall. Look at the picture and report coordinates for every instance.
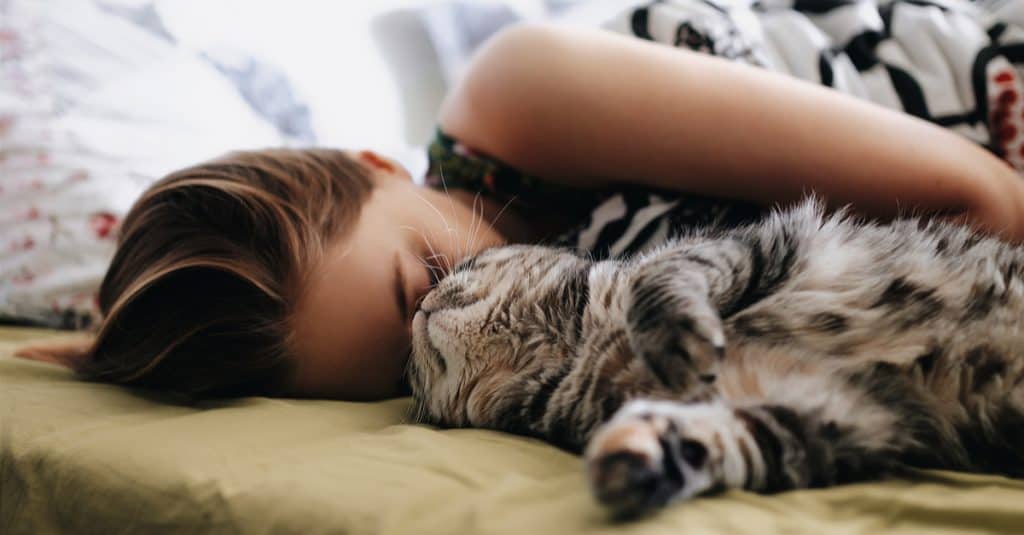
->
[149,0,550,177]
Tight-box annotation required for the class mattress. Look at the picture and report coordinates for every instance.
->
[2,325,1023,534]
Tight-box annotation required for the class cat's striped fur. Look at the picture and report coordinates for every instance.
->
[406,199,1024,517]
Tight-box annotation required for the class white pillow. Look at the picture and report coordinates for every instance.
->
[0,0,283,328]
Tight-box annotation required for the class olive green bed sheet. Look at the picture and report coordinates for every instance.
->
[2,326,1023,534]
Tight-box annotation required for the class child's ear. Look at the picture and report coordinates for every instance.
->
[14,336,94,370]
[358,150,397,173]
[357,150,412,182]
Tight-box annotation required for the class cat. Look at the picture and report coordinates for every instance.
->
[405,199,1024,517]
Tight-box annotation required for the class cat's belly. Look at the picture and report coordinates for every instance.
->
[713,345,843,406]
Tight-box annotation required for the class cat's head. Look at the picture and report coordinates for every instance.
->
[406,244,591,430]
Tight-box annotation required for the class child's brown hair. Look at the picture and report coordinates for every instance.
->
[66,148,374,399]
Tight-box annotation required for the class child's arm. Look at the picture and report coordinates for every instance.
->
[15,336,93,369]
[439,24,1024,242]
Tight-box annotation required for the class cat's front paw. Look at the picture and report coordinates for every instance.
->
[585,400,751,517]
[625,284,725,390]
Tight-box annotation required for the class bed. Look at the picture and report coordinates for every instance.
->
[6,2,1024,533]
[3,325,1023,534]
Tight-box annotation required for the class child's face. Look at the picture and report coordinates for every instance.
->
[285,159,506,400]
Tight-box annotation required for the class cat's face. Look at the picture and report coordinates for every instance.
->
[407,245,590,429]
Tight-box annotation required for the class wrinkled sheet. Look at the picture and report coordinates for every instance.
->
[2,326,1023,534]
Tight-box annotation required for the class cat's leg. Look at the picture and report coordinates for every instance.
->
[585,399,758,516]
[584,365,957,516]
[625,209,807,388]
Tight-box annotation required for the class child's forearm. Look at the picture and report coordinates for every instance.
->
[441,24,1024,242]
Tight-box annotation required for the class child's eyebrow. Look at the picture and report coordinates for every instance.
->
[393,251,408,322]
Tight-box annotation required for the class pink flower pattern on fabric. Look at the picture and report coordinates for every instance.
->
[987,63,1024,171]
[89,213,119,240]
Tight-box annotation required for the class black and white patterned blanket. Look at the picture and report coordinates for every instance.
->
[604,0,1024,167]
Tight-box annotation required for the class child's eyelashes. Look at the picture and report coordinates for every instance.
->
[424,255,447,288]
[417,265,436,308]
[427,264,442,288]
[410,264,436,318]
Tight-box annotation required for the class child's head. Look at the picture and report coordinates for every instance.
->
[75,148,504,401]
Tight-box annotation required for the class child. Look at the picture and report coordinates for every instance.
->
[18,17,1024,401]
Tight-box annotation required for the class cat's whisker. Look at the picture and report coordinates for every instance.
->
[406,191,457,273]
[464,191,483,262]
[424,252,452,266]
[488,195,518,242]
[437,163,462,272]
[422,253,452,282]
[413,251,446,270]
[400,224,451,277]
[465,194,518,265]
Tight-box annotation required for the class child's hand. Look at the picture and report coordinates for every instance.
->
[14,337,93,369]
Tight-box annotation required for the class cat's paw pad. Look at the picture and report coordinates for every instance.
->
[584,402,724,517]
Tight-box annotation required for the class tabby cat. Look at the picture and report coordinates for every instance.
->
[405,199,1024,517]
